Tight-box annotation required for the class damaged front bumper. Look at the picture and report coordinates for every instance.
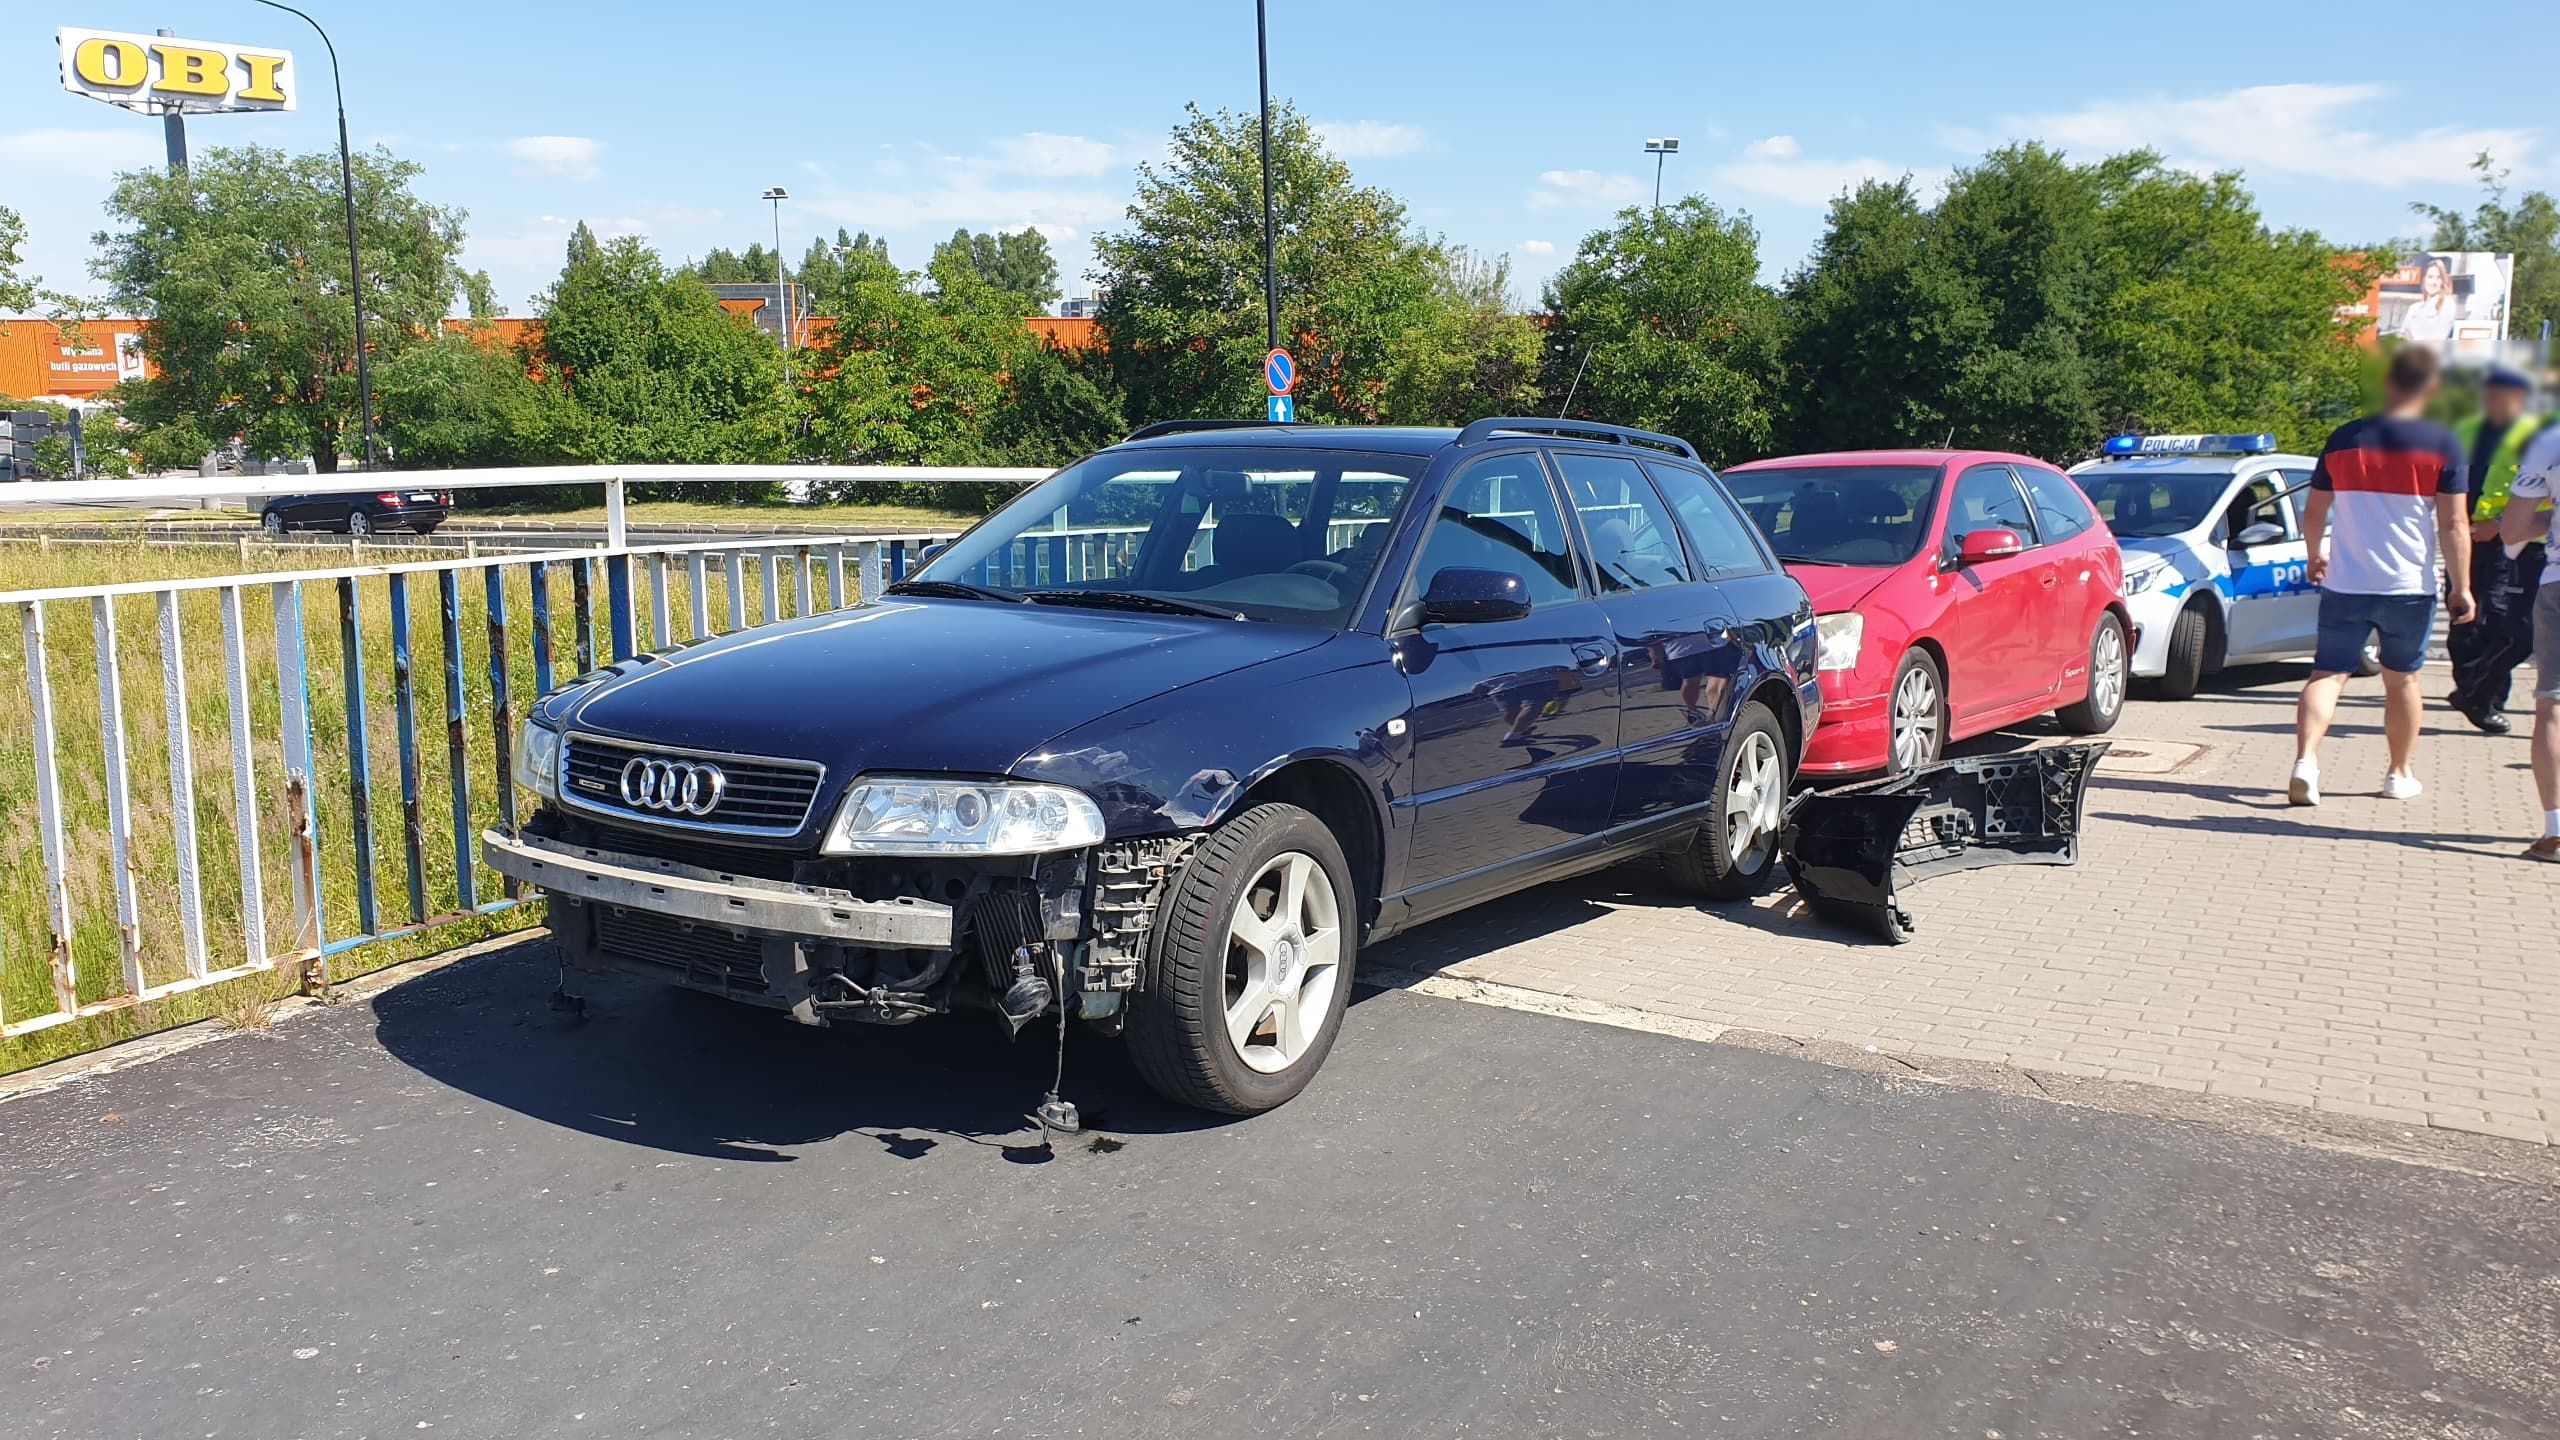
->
[1780,743,2109,944]
[482,817,1194,1031]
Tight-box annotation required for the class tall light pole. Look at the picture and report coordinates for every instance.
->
[251,1,376,471]
[1255,0,1279,355]
[761,186,793,386]
[1645,137,1680,211]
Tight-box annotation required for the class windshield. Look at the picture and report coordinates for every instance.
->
[918,445,1427,626]
[1722,464,1944,566]
[2070,469,2234,538]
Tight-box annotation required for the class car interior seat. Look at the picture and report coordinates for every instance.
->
[1210,511,1301,577]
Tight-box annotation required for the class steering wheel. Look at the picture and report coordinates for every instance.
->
[1287,559,1350,584]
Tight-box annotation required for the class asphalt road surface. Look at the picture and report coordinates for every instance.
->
[4,941,2554,1439]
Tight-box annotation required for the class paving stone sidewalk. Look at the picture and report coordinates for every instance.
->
[1373,663,2560,1145]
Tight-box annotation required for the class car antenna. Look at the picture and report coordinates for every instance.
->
[1557,347,1593,418]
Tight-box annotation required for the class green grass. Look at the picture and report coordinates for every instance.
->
[0,537,838,1072]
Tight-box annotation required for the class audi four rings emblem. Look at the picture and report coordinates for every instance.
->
[619,756,727,816]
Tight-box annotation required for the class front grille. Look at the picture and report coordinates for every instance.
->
[568,820,804,883]
[563,733,823,834]
[594,907,772,996]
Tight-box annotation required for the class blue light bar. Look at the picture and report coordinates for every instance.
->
[2102,432,2278,458]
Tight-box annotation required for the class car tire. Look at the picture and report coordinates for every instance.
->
[1666,700,1791,900]
[413,518,442,536]
[2057,612,2128,734]
[2354,637,2383,678]
[346,511,372,536]
[1886,649,1946,773]
[260,509,285,536]
[1125,802,1357,1116]
[2155,604,2209,701]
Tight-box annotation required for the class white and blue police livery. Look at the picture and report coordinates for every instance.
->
[2068,433,2372,698]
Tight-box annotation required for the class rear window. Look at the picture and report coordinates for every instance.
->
[1723,464,1944,566]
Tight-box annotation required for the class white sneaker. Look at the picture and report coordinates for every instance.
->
[2381,772,2423,800]
[2288,759,2320,807]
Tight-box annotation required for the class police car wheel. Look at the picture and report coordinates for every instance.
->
[2058,613,2128,734]
[2353,638,2382,678]
[2156,604,2210,700]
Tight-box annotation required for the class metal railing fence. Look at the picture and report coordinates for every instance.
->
[0,530,949,1045]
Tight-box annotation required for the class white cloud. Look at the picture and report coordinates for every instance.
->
[986,132,1115,177]
[1946,83,2537,187]
[504,135,604,181]
[0,128,163,176]
[1716,134,1941,208]
[1315,120,1432,159]
[1516,239,1556,256]
[1530,169,1647,210]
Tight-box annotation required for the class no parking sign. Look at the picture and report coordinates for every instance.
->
[1265,348,1295,424]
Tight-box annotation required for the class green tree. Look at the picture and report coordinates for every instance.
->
[92,144,474,473]
[375,325,568,469]
[930,227,1060,309]
[1094,102,1444,425]
[1544,198,1785,465]
[532,232,792,495]
[2413,154,2560,344]
[0,206,38,314]
[793,229,889,317]
[1379,249,1545,425]
[1776,177,1957,449]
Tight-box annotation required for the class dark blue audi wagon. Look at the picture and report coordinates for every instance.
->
[487,419,1819,1115]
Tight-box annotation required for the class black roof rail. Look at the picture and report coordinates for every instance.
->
[1453,417,1700,462]
[1121,419,1291,443]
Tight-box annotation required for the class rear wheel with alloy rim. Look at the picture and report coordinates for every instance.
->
[1887,650,1945,773]
[2058,611,2128,734]
[1667,700,1790,899]
[1125,802,1356,1114]
[346,511,372,536]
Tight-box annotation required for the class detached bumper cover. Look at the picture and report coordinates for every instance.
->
[482,828,954,949]
[1780,743,2108,943]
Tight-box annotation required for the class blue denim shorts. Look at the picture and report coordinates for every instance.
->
[2315,590,2435,674]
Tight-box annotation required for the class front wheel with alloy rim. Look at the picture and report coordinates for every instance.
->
[2057,612,2128,734]
[1667,700,1790,899]
[261,509,285,536]
[1125,802,1357,1115]
[1886,650,1946,773]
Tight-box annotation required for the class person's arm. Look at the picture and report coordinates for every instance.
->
[2437,491,2476,623]
[2507,436,2560,548]
[2300,489,2331,587]
[2497,489,2549,548]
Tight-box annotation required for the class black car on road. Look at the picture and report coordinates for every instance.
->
[260,486,451,535]
[486,419,1821,1114]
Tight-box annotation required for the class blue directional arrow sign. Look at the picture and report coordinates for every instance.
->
[1267,393,1295,423]
[1265,348,1295,396]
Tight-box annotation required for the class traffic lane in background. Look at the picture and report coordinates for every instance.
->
[6,942,2554,1438]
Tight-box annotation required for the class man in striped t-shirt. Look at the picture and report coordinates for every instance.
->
[2290,346,2475,806]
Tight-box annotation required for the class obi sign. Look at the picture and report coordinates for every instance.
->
[56,27,296,114]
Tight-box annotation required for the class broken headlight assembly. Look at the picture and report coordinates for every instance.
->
[820,776,1106,856]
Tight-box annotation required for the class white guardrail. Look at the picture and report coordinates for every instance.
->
[0,464,1050,1055]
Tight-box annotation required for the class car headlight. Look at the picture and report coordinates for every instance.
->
[822,776,1106,856]
[1814,612,1864,671]
[2121,564,2177,596]
[512,722,562,802]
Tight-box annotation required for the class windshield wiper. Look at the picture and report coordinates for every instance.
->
[882,578,1026,603]
[1773,553,1849,566]
[1023,589,1246,621]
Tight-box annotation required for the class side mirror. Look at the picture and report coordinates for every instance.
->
[919,542,951,564]
[2233,521,2284,548]
[1955,527,2025,565]
[1417,567,1532,626]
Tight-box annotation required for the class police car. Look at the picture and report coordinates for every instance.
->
[2068,433,2377,698]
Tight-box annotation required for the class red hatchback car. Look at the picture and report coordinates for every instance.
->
[1720,450,2128,776]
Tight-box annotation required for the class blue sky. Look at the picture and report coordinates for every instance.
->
[7,0,2555,316]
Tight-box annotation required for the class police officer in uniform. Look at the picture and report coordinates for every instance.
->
[2447,365,2545,732]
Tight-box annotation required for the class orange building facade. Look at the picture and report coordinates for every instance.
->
[5,307,1097,404]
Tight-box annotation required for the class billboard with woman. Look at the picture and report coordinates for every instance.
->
[2376,252,2514,360]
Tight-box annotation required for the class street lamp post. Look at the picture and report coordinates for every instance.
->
[1255,0,1279,355]
[251,0,376,471]
[1644,137,1680,211]
[761,186,793,386]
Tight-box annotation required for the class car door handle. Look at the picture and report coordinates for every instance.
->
[1571,644,1612,674]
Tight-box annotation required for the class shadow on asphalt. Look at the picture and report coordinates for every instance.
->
[373,945,1229,1163]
